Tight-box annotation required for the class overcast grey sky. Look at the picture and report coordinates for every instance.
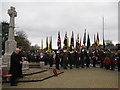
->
[1,0,118,49]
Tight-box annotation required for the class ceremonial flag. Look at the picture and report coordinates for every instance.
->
[57,32,61,50]
[103,39,105,49]
[41,39,43,49]
[94,34,96,45]
[76,34,80,50]
[50,36,52,50]
[67,37,69,51]
[63,32,68,49]
[97,32,99,44]
[70,31,74,47]
[48,43,51,52]
[70,31,74,50]
[80,37,81,48]
[46,37,48,50]
[94,34,97,56]
[95,32,100,46]
[83,29,86,46]
[87,33,90,50]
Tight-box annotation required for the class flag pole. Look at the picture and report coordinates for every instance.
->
[103,16,105,49]
[103,17,104,42]
[94,34,97,56]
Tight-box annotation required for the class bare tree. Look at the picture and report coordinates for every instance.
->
[15,30,31,51]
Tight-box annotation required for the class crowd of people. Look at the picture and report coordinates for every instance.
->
[8,47,120,86]
[17,48,120,71]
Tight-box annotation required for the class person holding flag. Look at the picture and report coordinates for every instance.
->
[68,31,74,69]
[55,50,61,70]
[86,33,91,67]
[91,34,97,67]
[93,33,100,67]
[47,36,54,68]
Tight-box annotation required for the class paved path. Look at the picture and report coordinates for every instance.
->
[2,67,118,88]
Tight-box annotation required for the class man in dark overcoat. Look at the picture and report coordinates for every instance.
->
[9,48,23,86]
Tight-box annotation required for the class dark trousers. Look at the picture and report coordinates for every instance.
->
[69,59,73,68]
[118,64,120,71]
[44,59,48,65]
[10,76,18,85]
[105,64,110,69]
[93,58,96,67]
[118,60,120,71]
[60,59,63,67]
[63,60,67,69]
[18,65,23,77]
[49,59,53,67]
[56,61,60,70]
[80,58,84,68]
[86,59,90,67]
[100,60,104,68]
[75,59,79,68]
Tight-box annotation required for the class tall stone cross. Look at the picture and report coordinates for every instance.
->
[2,6,17,70]
[8,6,17,41]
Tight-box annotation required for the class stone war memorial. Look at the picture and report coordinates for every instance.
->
[1,2,119,89]
[2,6,17,71]
[2,6,29,72]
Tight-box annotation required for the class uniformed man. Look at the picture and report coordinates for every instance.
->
[60,50,64,67]
[63,50,68,69]
[80,48,85,68]
[55,50,60,70]
[43,51,49,65]
[74,49,80,68]
[110,51,115,70]
[91,50,96,67]
[49,50,56,68]
[68,50,74,69]
[86,50,90,68]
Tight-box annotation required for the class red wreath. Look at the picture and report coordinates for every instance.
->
[52,68,58,76]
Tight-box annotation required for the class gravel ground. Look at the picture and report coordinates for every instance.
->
[20,69,53,81]
[22,68,47,75]
[2,67,118,88]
